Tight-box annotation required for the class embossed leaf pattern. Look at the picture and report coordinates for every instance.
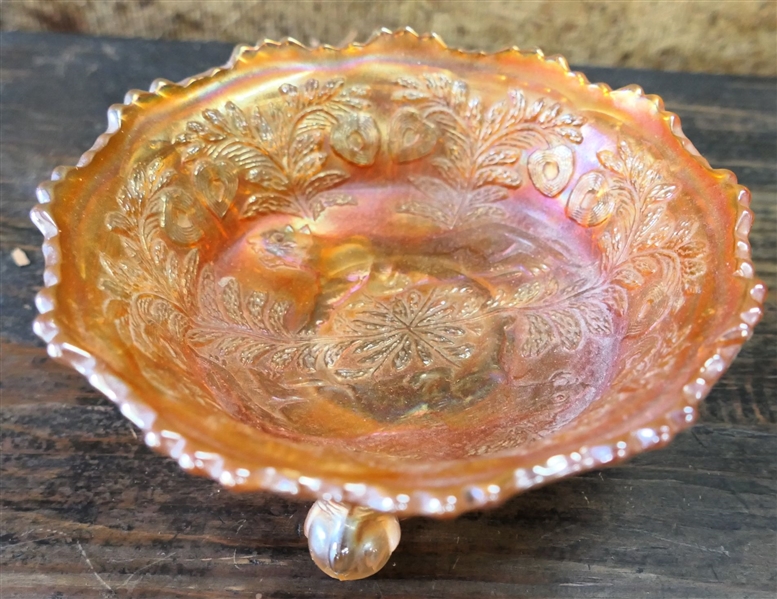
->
[186,265,307,370]
[187,279,492,381]
[331,287,484,378]
[517,140,707,357]
[101,157,199,311]
[518,284,617,358]
[391,75,623,358]
[393,75,585,229]
[610,321,695,392]
[101,75,708,421]
[100,157,204,374]
[102,158,499,389]
[177,79,368,220]
[597,141,708,296]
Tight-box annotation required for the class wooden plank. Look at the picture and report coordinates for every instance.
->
[1,407,775,598]
[1,32,775,598]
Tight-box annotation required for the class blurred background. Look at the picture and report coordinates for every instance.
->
[2,0,775,76]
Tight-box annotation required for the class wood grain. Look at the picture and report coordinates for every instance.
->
[1,32,775,598]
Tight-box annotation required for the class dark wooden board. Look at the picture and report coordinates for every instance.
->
[1,32,775,599]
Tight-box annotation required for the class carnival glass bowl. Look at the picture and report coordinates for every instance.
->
[32,29,764,580]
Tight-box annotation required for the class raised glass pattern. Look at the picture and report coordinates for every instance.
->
[33,30,763,523]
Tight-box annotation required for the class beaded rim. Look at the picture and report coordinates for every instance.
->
[31,28,765,517]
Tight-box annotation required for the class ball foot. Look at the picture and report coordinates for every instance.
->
[304,499,401,580]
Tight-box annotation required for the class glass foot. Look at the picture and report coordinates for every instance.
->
[304,499,401,580]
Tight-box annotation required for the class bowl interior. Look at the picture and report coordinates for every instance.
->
[41,36,751,485]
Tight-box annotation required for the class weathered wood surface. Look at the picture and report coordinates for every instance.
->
[1,32,775,599]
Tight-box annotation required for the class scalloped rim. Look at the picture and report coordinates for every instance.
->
[31,27,765,518]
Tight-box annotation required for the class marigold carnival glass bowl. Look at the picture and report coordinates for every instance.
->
[32,29,764,580]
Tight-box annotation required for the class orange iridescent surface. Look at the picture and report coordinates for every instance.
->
[33,30,763,517]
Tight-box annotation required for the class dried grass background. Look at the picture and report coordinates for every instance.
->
[2,0,776,76]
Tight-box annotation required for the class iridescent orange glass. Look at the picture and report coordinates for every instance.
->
[32,29,764,580]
